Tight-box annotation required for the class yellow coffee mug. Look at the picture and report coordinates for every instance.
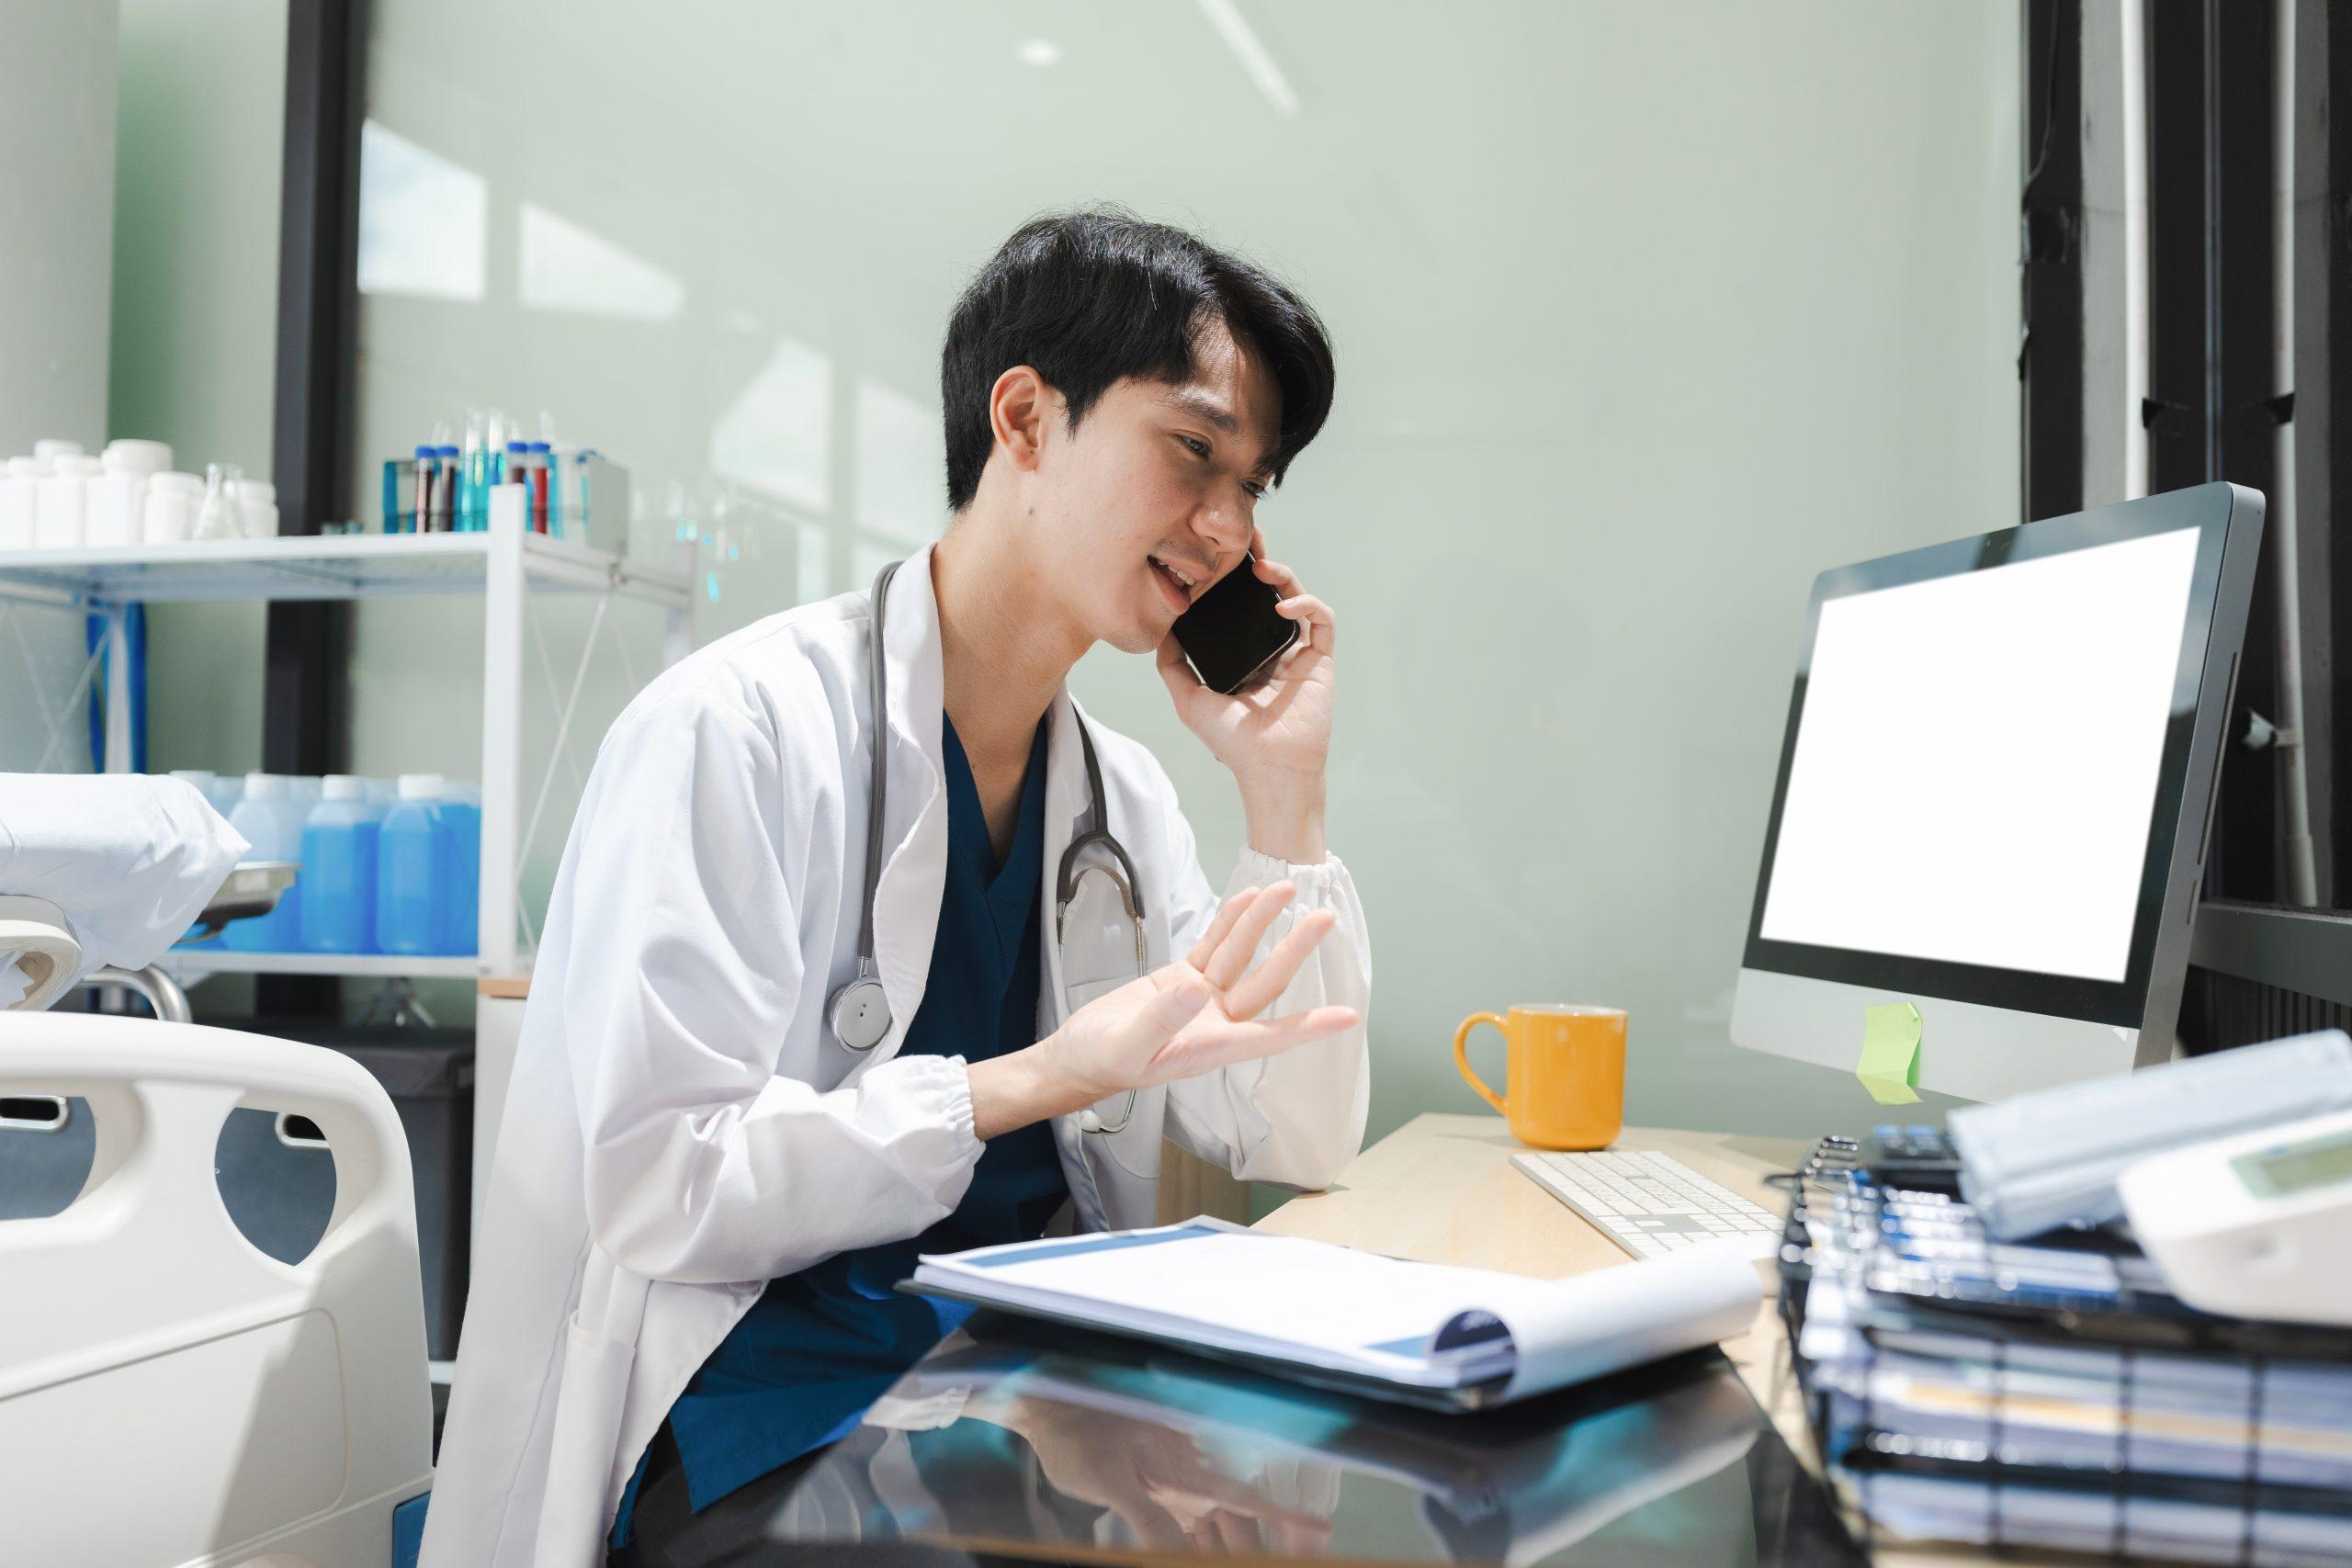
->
[1453,1004,1627,1150]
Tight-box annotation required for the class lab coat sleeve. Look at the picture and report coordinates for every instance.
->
[562,681,982,1287]
[1151,760,1371,1191]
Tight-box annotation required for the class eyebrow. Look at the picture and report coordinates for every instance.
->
[1160,388,1278,477]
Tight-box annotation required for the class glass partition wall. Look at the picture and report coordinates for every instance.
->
[348,0,2020,1135]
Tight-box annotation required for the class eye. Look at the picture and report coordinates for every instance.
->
[1179,434,1211,460]
[1242,480,1268,500]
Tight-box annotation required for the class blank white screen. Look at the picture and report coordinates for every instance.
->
[1758,526,2201,982]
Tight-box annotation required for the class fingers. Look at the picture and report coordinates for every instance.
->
[1249,1003,1363,1048]
[1250,551,1334,658]
[1183,885,1259,971]
[1274,591,1334,657]
[1252,551,1298,593]
[1210,1508,1266,1554]
[1220,906,1337,1021]
[1152,972,1212,1032]
[1156,631,1204,702]
[1275,592,1329,625]
[1115,1495,1190,1554]
[1202,879,1295,991]
[1272,1509,1338,1556]
[1175,1005,1363,1076]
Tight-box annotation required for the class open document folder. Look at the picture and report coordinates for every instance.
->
[902,1219,1760,1411]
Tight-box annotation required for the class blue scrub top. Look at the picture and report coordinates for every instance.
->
[611,711,1067,1544]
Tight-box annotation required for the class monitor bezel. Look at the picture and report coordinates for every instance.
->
[1739,485,2245,1032]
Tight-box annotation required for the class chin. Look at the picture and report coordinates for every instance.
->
[1102,620,1165,657]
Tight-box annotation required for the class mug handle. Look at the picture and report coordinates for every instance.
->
[1453,1012,1510,1116]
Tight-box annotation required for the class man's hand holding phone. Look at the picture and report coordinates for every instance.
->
[1158,526,1335,863]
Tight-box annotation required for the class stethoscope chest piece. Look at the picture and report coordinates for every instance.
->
[828,975,891,1053]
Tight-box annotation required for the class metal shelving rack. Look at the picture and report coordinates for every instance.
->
[0,485,692,987]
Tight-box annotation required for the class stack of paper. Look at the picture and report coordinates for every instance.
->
[905,1218,1760,1410]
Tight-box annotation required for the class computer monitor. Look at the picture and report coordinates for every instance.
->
[1730,482,2265,1100]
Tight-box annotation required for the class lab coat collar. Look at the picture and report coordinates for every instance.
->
[866,547,947,1063]
[883,543,1100,932]
[865,547,1108,1124]
[1041,684,1096,870]
[1039,683,1121,1232]
[878,544,946,784]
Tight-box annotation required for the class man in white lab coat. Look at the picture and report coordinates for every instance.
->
[424,208,1372,1567]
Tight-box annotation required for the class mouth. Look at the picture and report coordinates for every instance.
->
[1148,552,1208,614]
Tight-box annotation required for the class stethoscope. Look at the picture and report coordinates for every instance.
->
[825,559,1147,1134]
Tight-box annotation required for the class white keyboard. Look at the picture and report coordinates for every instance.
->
[1511,1149,1781,1262]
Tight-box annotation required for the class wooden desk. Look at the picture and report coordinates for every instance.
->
[1254,1113,2075,1568]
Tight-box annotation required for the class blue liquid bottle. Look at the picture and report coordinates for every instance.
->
[299,775,385,953]
[223,773,308,951]
[378,773,447,955]
[437,785,481,957]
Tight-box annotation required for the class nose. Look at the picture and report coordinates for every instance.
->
[1191,497,1250,566]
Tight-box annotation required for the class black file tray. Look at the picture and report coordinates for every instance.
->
[1770,1154,2352,1566]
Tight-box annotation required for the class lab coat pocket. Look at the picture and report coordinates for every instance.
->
[536,1310,637,1562]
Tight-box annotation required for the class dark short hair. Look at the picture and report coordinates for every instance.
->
[940,207,1335,513]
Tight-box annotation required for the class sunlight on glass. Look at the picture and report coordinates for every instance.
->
[356,119,486,299]
[518,202,686,321]
[855,378,946,547]
[853,537,901,591]
[795,525,832,604]
[1194,0,1301,118]
[711,335,832,512]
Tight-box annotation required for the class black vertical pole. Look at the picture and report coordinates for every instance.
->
[2146,0,2280,906]
[264,0,367,1017]
[2211,0,2279,897]
[2331,5,2352,906]
[2145,1,2209,498]
[2021,0,2085,524]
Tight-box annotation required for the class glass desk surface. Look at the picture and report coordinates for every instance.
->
[670,1311,1864,1567]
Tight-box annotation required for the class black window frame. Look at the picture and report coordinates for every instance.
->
[2024,0,2352,1037]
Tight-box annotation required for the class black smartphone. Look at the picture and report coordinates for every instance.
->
[1172,552,1299,694]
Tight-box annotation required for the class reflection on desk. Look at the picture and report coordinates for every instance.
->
[713,1313,1864,1566]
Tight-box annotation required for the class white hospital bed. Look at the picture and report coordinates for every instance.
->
[0,1010,435,1565]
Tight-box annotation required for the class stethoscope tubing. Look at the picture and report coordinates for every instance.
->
[832,559,1146,1137]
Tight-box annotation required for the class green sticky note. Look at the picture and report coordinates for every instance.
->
[1857,1002,1922,1105]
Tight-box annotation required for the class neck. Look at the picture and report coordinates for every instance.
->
[930,513,1091,763]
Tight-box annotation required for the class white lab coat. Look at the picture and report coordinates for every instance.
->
[421,544,1372,1568]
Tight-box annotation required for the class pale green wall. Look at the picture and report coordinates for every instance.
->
[348,0,2017,1138]
[1,0,119,773]
[107,0,287,1014]
[110,0,287,782]
[116,2,2016,1135]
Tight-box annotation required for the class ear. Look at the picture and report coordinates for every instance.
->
[988,365,1059,477]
